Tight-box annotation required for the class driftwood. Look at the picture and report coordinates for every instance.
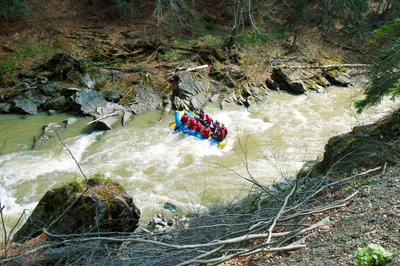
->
[277,63,370,69]
[86,111,122,125]
[176,64,209,72]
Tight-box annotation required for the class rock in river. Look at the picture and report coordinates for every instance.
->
[13,178,141,243]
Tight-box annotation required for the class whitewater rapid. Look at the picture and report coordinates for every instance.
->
[0,87,398,233]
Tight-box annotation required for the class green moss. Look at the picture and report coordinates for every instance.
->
[347,137,358,146]
[326,70,337,78]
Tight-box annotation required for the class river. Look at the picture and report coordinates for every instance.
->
[0,87,398,233]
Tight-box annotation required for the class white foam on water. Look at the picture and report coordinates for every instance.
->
[1,88,400,230]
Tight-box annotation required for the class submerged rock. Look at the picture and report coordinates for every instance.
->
[33,122,62,149]
[63,117,78,128]
[13,178,141,243]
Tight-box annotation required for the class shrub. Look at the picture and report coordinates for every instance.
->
[356,244,393,266]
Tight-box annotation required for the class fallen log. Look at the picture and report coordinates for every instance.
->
[277,63,370,69]
[87,111,122,125]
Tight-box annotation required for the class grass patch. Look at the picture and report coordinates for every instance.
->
[0,42,56,75]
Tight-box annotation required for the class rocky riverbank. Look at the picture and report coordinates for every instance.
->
[1,47,368,147]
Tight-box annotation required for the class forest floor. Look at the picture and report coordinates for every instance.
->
[223,166,400,265]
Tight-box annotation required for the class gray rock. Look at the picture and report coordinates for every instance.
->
[47,109,57,115]
[64,118,78,128]
[25,90,47,105]
[42,84,58,96]
[173,73,212,111]
[210,94,220,103]
[177,73,211,98]
[290,80,307,93]
[122,110,134,126]
[74,89,108,115]
[271,67,307,94]
[128,85,162,115]
[43,96,67,111]
[92,102,124,130]
[333,73,352,86]
[81,71,108,90]
[191,92,208,110]
[33,123,61,148]
[266,78,280,91]
[0,103,11,113]
[221,90,237,109]
[163,202,177,212]
[100,89,120,102]
[324,70,351,87]
[13,95,38,115]
[13,178,140,243]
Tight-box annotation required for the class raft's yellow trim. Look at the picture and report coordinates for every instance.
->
[219,141,227,149]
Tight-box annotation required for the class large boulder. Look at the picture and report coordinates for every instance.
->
[0,102,11,113]
[271,67,306,94]
[81,71,108,90]
[173,73,212,111]
[128,85,162,114]
[12,95,38,115]
[42,96,67,111]
[324,69,351,87]
[41,84,61,97]
[101,88,121,102]
[74,89,108,115]
[316,110,400,174]
[13,178,141,243]
[25,90,47,105]
[92,102,125,130]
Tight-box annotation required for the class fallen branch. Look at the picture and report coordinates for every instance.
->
[87,111,122,125]
[277,63,370,69]
[267,182,297,243]
[176,64,209,72]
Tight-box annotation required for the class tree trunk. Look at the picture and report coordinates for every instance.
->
[226,0,244,49]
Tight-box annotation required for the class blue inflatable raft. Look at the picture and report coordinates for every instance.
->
[171,111,227,148]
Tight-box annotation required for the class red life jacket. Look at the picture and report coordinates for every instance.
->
[189,118,196,130]
[206,116,213,125]
[199,112,205,120]
[181,114,189,124]
[195,123,203,133]
[218,129,225,141]
[202,127,210,139]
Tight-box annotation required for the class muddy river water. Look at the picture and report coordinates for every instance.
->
[0,87,398,232]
